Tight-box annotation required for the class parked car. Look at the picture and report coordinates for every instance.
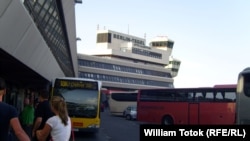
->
[123,105,137,120]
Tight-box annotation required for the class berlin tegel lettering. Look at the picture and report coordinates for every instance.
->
[140,106,164,110]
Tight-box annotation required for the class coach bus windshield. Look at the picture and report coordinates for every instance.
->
[53,88,98,118]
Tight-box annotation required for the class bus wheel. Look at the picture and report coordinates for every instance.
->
[162,116,173,125]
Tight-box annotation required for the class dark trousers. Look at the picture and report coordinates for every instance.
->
[22,125,32,140]
[32,136,38,141]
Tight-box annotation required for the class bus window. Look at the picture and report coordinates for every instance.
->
[156,90,175,101]
[187,92,194,101]
[175,91,186,101]
[224,92,236,102]
[195,92,204,101]
[215,92,223,101]
[244,81,250,97]
[205,92,214,101]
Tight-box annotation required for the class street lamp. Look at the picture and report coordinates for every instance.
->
[76,37,81,41]
[75,0,82,4]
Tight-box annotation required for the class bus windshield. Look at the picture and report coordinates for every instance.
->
[53,88,98,118]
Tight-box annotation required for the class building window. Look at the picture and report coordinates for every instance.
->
[97,33,111,43]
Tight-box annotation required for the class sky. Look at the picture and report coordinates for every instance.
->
[75,0,250,88]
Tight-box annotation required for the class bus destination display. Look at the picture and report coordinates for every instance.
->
[55,79,98,90]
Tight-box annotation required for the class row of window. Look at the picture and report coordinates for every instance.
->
[78,59,172,78]
[24,0,74,76]
[150,41,174,48]
[111,93,138,102]
[171,68,179,73]
[139,88,236,102]
[78,72,173,87]
[132,48,162,59]
[169,61,181,65]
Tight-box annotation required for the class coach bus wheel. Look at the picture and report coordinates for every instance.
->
[126,115,132,120]
[162,116,173,125]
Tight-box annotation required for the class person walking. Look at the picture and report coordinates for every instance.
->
[0,77,30,141]
[36,96,71,141]
[32,89,54,141]
[20,97,35,140]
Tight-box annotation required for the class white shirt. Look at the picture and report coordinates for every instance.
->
[46,115,71,141]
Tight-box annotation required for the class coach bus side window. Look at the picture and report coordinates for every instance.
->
[140,91,154,101]
[195,92,204,101]
[215,92,223,101]
[224,92,236,102]
[205,92,214,102]
[175,91,186,101]
[187,92,194,101]
[158,91,175,101]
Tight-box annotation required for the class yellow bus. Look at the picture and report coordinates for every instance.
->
[51,77,102,133]
[236,67,250,124]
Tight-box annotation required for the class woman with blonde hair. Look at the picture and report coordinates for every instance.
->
[36,96,71,141]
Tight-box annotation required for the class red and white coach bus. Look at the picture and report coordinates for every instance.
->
[137,86,236,125]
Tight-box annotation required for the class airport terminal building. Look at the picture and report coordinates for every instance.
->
[78,29,181,90]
